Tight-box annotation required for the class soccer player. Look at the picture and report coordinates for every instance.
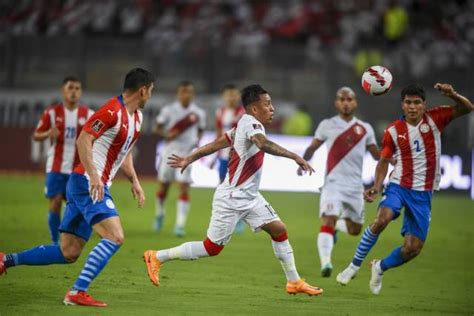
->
[33,76,93,245]
[298,87,380,277]
[336,83,473,295]
[0,68,155,307]
[154,81,206,236]
[144,84,323,296]
[214,84,246,233]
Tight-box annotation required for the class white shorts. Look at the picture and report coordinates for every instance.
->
[319,184,365,224]
[157,158,193,183]
[157,145,193,183]
[207,190,280,245]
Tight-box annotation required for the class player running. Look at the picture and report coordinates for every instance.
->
[154,81,206,236]
[1,68,155,307]
[33,76,93,245]
[144,84,323,296]
[336,83,473,294]
[298,87,380,277]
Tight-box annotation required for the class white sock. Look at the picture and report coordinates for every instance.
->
[176,199,190,228]
[272,240,300,282]
[155,197,165,217]
[156,241,208,262]
[317,232,334,267]
[349,262,360,272]
[336,219,348,234]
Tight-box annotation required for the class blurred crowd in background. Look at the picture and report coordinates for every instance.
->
[0,0,472,149]
[2,0,473,78]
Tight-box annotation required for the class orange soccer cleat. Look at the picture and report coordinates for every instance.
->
[63,290,107,307]
[286,279,323,296]
[143,250,162,286]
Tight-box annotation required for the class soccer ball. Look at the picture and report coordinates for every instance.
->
[361,65,393,96]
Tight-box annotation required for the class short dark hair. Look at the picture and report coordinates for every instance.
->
[123,68,155,92]
[62,76,80,85]
[241,84,268,107]
[401,84,426,101]
[222,83,238,92]
[177,80,193,89]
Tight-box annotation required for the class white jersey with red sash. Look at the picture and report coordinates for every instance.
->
[74,95,142,187]
[156,101,206,156]
[215,105,245,159]
[380,106,454,191]
[35,103,94,174]
[216,114,266,210]
[315,115,376,190]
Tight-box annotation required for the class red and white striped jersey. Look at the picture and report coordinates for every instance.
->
[315,115,376,190]
[217,114,265,205]
[74,95,142,187]
[215,105,245,159]
[35,103,93,174]
[381,106,454,191]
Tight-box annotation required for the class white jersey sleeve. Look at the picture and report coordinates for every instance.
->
[243,120,265,139]
[364,123,377,146]
[198,108,206,130]
[314,119,328,141]
[156,106,169,125]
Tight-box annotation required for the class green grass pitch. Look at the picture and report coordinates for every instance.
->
[0,175,472,315]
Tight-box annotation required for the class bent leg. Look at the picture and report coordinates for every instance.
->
[71,217,122,291]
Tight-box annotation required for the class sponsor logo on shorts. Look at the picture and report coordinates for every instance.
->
[105,199,115,209]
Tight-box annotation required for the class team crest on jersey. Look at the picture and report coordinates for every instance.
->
[353,125,364,135]
[91,119,105,133]
[105,199,115,209]
[78,117,86,125]
[188,113,198,123]
[419,123,430,134]
[253,123,262,130]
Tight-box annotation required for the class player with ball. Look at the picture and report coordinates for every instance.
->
[337,79,473,295]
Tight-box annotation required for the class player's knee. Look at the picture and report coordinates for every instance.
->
[50,197,62,212]
[61,246,81,263]
[347,224,362,236]
[403,239,423,260]
[203,238,224,256]
[371,217,390,233]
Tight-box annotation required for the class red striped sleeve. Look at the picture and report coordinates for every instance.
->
[83,100,119,139]
[380,129,396,159]
[427,106,454,132]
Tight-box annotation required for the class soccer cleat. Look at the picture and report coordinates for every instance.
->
[0,252,7,276]
[63,290,107,307]
[173,226,186,237]
[154,215,165,233]
[369,260,383,295]
[321,263,333,277]
[286,279,323,296]
[143,250,162,286]
[336,264,358,285]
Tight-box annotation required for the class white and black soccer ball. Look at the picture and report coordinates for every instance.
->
[361,65,393,96]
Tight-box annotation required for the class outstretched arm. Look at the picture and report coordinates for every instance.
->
[435,83,473,119]
[251,133,315,174]
[121,151,145,208]
[168,134,230,172]
[297,138,323,175]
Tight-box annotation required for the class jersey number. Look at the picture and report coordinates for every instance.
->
[414,140,421,152]
[65,127,76,139]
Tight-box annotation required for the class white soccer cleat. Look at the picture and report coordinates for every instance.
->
[369,260,383,295]
[336,263,358,285]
